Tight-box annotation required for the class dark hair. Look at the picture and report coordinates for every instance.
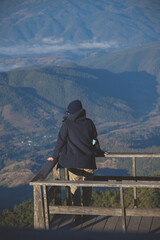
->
[62,111,69,122]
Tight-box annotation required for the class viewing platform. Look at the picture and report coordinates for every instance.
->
[30,154,160,234]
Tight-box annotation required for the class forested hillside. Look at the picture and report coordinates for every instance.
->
[1,64,160,212]
[1,188,160,228]
[79,41,160,84]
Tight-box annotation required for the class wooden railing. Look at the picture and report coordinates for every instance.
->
[29,154,160,232]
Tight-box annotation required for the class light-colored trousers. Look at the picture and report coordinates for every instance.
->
[68,168,94,206]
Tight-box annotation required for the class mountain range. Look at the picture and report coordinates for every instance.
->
[0,0,160,212]
[0,0,160,71]
[1,0,160,46]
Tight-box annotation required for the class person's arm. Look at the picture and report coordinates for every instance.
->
[47,121,68,161]
[92,122,108,157]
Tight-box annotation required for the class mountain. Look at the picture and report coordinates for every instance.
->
[1,64,160,211]
[0,0,159,72]
[5,64,158,120]
[0,0,160,213]
[79,41,160,84]
[0,78,61,135]
[0,0,160,56]
[0,64,159,151]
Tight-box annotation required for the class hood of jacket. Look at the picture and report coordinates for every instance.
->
[68,108,86,121]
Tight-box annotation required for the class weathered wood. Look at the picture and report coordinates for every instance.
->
[31,160,57,182]
[132,157,136,177]
[91,216,108,232]
[81,216,98,232]
[43,185,50,229]
[114,216,130,232]
[93,176,159,181]
[132,157,137,208]
[30,153,160,231]
[105,154,160,158]
[127,216,141,232]
[30,179,160,188]
[30,154,160,184]
[150,217,160,233]
[93,176,160,181]
[138,217,153,233]
[49,206,160,217]
[65,168,72,206]
[51,215,64,231]
[126,208,160,217]
[53,163,62,205]
[104,216,119,232]
[33,185,45,229]
[49,206,122,216]
[120,187,126,232]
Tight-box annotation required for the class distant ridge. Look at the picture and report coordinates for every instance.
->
[79,41,160,83]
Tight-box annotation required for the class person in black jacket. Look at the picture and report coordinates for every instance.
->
[48,100,108,220]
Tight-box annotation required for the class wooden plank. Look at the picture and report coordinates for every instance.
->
[120,187,126,232]
[49,206,160,217]
[93,176,160,181]
[31,160,57,182]
[132,157,138,208]
[127,216,141,232]
[114,216,130,232]
[91,216,109,232]
[104,154,160,158]
[150,217,160,234]
[57,215,75,231]
[104,216,119,232]
[138,217,153,233]
[132,157,136,177]
[65,168,72,206]
[29,179,160,188]
[80,216,98,232]
[43,185,50,229]
[49,206,122,216]
[126,208,160,217]
[33,185,45,229]
[51,215,65,230]
[53,164,62,205]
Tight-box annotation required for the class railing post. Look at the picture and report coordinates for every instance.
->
[53,164,62,205]
[65,168,72,205]
[43,185,50,229]
[33,185,45,229]
[132,157,137,208]
[120,187,126,232]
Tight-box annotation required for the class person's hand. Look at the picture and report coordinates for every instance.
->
[47,157,54,161]
[104,152,109,157]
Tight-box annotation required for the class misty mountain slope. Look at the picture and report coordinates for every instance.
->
[0,0,159,73]
[0,0,160,48]
[0,83,60,134]
[5,64,158,122]
[5,67,131,124]
[79,42,160,82]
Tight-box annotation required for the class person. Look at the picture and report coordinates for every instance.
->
[47,100,108,221]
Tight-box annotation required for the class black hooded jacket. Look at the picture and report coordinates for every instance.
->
[52,109,104,169]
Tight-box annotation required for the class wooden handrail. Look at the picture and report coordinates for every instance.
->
[30,153,160,183]
[29,153,160,231]
[30,179,160,188]
[31,159,58,182]
[104,153,160,158]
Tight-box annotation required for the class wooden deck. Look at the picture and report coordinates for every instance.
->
[51,214,160,234]
[30,155,160,233]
